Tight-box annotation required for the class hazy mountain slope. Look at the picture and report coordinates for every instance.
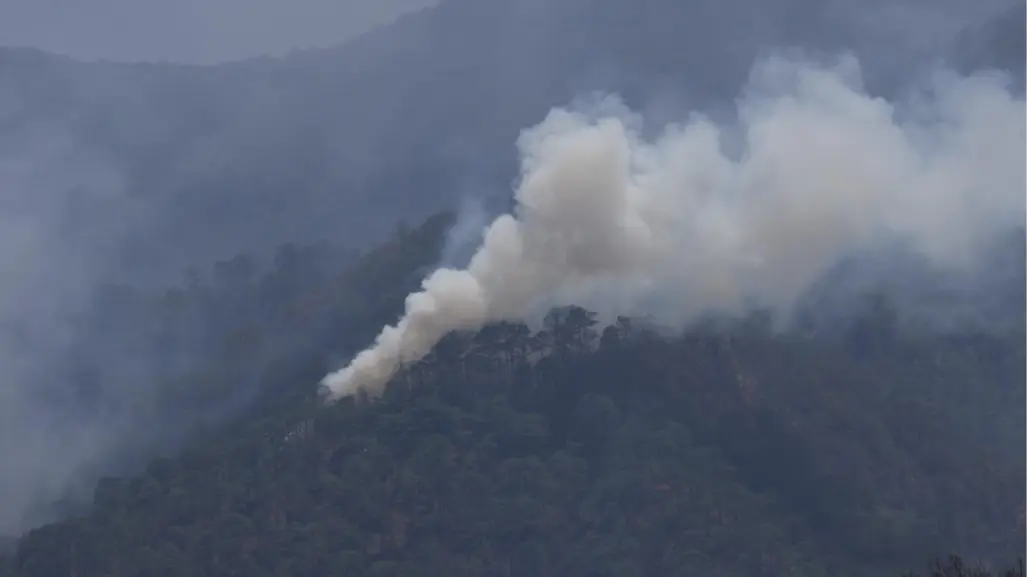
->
[0,0,1020,277]
[949,1,1026,88]
[0,210,452,536]
[1,214,1022,577]
[0,0,1022,549]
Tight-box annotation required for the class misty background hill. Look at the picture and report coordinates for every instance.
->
[0,0,1024,570]
[0,0,1023,278]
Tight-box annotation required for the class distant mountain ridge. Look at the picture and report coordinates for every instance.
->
[0,0,1022,563]
[0,0,1021,279]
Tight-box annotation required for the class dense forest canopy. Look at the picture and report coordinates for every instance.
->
[0,0,1024,575]
[0,213,1022,577]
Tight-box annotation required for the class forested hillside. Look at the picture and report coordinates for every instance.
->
[1,0,1023,540]
[1,214,1021,577]
[0,0,1023,571]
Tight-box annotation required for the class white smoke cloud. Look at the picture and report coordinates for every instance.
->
[320,53,1025,401]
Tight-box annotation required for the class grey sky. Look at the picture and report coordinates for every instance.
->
[0,0,433,63]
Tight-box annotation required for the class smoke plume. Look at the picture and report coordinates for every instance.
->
[320,54,1025,401]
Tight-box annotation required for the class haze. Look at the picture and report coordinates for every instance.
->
[0,0,432,63]
[0,0,1022,537]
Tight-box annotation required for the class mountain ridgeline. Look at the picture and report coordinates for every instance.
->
[0,0,1024,574]
[0,0,1022,275]
[0,213,1022,577]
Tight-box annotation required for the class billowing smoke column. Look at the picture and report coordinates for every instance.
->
[321,55,1025,401]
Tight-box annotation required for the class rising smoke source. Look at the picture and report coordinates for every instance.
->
[320,54,1025,401]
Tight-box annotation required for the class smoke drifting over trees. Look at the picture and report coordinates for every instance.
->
[0,0,1022,553]
[321,55,1025,400]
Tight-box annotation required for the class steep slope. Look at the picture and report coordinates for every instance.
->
[0,1,1022,571]
[2,219,1022,577]
[0,210,453,537]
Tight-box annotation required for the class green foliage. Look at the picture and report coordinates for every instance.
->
[2,212,1023,577]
